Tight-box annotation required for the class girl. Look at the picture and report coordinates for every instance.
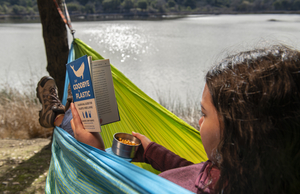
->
[69,45,300,193]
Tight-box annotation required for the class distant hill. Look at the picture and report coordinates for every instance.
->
[1,0,300,19]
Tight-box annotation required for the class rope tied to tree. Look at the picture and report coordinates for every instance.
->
[53,0,75,39]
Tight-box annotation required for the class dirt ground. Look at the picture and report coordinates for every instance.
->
[0,138,51,194]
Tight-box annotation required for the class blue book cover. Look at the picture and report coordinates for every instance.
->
[66,55,102,132]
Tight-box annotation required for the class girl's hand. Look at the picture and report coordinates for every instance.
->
[70,102,105,151]
[131,131,152,162]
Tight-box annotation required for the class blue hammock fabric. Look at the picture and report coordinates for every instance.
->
[45,127,193,194]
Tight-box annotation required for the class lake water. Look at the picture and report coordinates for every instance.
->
[1,14,300,103]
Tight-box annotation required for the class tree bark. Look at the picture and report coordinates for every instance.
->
[37,0,69,100]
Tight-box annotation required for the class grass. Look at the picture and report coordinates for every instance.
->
[0,86,53,140]
[156,90,201,131]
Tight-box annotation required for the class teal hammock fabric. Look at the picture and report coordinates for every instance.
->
[45,127,193,193]
[45,38,207,193]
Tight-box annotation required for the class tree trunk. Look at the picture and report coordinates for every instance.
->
[37,0,69,100]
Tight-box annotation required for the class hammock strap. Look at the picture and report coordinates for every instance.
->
[53,0,75,38]
[61,41,74,106]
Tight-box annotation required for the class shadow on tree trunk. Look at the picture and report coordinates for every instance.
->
[37,0,69,100]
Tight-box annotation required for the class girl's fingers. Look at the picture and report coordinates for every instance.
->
[132,131,151,150]
[70,119,76,134]
[132,131,146,141]
[70,103,84,132]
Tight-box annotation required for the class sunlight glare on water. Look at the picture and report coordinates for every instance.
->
[84,23,156,63]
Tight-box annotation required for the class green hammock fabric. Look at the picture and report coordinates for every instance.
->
[71,38,207,172]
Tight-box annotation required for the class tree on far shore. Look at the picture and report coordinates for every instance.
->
[3,0,300,16]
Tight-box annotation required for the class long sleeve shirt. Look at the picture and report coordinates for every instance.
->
[143,142,220,193]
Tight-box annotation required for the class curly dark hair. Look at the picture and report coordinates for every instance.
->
[205,45,300,194]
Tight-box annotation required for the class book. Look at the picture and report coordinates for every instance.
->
[66,55,120,132]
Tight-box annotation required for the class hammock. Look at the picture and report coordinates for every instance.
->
[45,38,207,193]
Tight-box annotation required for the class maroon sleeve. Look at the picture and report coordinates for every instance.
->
[143,142,194,172]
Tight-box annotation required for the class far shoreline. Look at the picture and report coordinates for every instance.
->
[1,11,300,24]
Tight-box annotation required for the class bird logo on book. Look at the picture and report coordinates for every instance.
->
[70,62,85,79]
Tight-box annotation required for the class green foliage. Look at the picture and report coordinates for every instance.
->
[0,0,37,15]
[150,0,167,12]
[184,0,196,9]
[137,0,148,10]
[186,5,192,11]
[12,4,26,14]
[66,2,83,13]
[85,3,96,13]
[9,0,19,5]
[168,0,176,8]
[74,0,89,6]
[27,7,34,14]
[1,0,300,16]
[121,0,134,10]
[2,3,8,13]
[102,0,121,11]
[273,0,300,10]
[236,1,253,11]
[293,0,300,10]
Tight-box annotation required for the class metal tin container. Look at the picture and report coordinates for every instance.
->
[111,133,141,158]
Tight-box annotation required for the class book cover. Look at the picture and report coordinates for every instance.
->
[66,55,102,132]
